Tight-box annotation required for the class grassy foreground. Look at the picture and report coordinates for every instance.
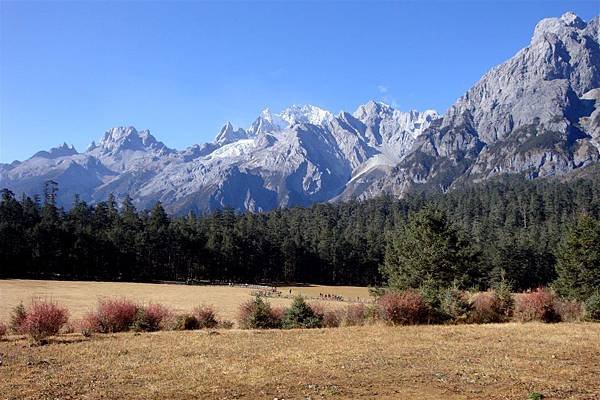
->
[1,323,599,399]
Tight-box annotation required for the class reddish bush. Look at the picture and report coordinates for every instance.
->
[0,321,7,339]
[553,299,583,322]
[95,298,139,333]
[22,301,69,343]
[308,303,326,319]
[238,296,282,329]
[469,291,505,323]
[344,303,368,326]
[377,291,430,325]
[132,303,173,332]
[270,306,286,323]
[322,309,343,328]
[78,312,101,336]
[193,305,218,329]
[514,288,560,323]
[309,303,342,328]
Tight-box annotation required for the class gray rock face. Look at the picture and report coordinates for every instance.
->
[368,12,600,194]
[1,12,598,213]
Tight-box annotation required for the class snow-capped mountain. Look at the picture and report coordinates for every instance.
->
[1,12,598,213]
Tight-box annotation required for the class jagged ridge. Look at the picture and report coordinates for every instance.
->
[1,12,598,213]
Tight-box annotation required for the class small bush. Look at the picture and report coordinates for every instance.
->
[270,306,286,323]
[309,303,344,328]
[584,292,600,321]
[193,305,218,329]
[493,278,515,319]
[79,313,100,337]
[217,319,234,329]
[22,301,69,343]
[238,296,282,329]
[469,291,505,324]
[554,299,583,322]
[0,321,7,339]
[175,314,200,330]
[283,296,323,329]
[60,321,76,334]
[10,302,27,334]
[439,288,472,323]
[95,298,139,333]
[377,290,430,325]
[344,303,368,326]
[321,309,343,328]
[514,288,560,323]
[131,304,171,332]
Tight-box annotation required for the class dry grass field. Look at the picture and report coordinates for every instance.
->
[0,279,370,322]
[1,323,599,399]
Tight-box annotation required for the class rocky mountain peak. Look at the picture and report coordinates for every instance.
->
[248,109,284,136]
[279,105,333,127]
[215,122,250,145]
[31,142,78,159]
[86,126,170,160]
[353,100,393,119]
[2,13,598,214]
[532,11,587,43]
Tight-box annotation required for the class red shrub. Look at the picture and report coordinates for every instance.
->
[553,299,583,322]
[514,288,560,323]
[270,306,286,323]
[193,305,218,329]
[323,309,343,328]
[78,312,101,336]
[377,290,430,325]
[143,303,172,331]
[131,303,173,332]
[0,322,7,339]
[309,303,342,328]
[22,301,69,343]
[345,303,368,326]
[309,303,325,318]
[238,300,254,329]
[469,291,505,323]
[95,298,139,333]
[237,296,282,329]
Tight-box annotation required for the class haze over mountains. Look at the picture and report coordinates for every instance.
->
[1,12,599,214]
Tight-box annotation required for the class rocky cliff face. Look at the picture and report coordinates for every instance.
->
[370,12,600,196]
[1,12,598,213]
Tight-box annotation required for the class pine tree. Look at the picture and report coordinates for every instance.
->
[554,214,600,300]
[381,207,480,290]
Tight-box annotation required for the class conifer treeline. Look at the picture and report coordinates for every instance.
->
[1,173,599,288]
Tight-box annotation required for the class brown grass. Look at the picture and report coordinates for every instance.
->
[0,280,368,322]
[0,323,598,399]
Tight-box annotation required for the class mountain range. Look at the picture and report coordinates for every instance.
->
[1,12,599,214]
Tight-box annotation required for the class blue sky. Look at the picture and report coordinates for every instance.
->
[1,1,598,163]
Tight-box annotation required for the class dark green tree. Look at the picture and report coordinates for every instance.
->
[381,207,480,290]
[554,215,600,300]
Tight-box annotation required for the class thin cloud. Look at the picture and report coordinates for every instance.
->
[377,85,388,94]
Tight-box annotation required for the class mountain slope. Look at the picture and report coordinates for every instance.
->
[1,12,598,213]
[370,12,600,196]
